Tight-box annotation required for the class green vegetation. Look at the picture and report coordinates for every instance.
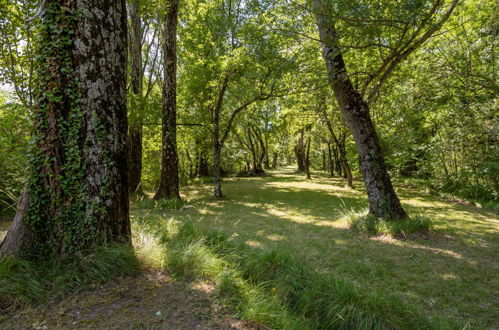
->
[0,246,139,309]
[346,210,433,237]
[131,169,498,328]
[0,169,497,327]
[0,0,497,328]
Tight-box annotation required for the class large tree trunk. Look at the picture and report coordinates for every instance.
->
[314,0,407,220]
[127,1,144,194]
[155,0,180,200]
[1,0,130,257]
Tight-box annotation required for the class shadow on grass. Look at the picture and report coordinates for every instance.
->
[132,167,498,327]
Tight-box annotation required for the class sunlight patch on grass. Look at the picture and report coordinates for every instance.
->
[131,167,499,327]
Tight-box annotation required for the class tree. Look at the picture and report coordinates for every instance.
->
[311,0,459,220]
[0,0,37,109]
[127,0,144,194]
[0,0,130,257]
[155,0,181,200]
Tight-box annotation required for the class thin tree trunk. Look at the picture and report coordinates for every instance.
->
[213,143,223,198]
[338,135,353,188]
[272,152,278,168]
[212,76,229,198]
[155,0,180,200]
[327,143,334,177]
[322,149,326,171]
[264,137,270,169]
[1,0,130,257]
[127,1,143,194]
[314,0,407,220]
[305,137,312,180]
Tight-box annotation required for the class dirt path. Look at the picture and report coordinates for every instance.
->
[1,271,254,329]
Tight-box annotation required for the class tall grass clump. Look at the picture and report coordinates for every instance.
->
[0,246,139,310]
[131,215,308,329]
[344,208,432,237]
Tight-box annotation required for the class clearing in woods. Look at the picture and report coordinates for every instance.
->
[1,168,497,328]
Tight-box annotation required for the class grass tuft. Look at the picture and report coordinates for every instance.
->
[133,197,185,210]
[0,245,139,310]
[345,208,432,237]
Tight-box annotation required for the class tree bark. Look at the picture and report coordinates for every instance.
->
[127,1,144,194]
[314,0,407,220]
[294,129,306,172]
[305,137,312,180]
[1,0,131,257]
[327,143,334,177]
[155,0,180,200]
[338,134,353,188]
[0,190,33,256]
[272,152,278,168]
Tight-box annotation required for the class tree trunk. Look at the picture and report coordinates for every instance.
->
[155,0,180,200]
[0,190,33,256]
[322,149,326,171]
[1,0,131,257]
[272,152,278,168]
[305,137,312,180]
[127,1,143,194]
[264,137,270,169]
[211,76,229,198]
[338,136,353,188]
[333,147,342,177]
[314,0,407,220]
[327,143,334,177]
[213,143,223,198]
[294,130,306,172]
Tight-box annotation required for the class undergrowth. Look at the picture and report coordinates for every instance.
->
[0,246,139,311]
[344,208,433,237]
[133,215,456,329]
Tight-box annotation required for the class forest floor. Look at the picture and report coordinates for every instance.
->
[1,167,498,328]
[1,270,253,329]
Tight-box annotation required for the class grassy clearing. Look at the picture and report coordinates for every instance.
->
[132,215,454,329]
[133,167,498,328]
[0,167,496,328]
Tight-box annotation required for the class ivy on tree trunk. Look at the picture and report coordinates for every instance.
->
[0,0,131,257]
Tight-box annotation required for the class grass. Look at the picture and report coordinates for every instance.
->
[0,167,497,328]
[132,167,498,328]
[0,246,140,310]
[344,208,433,237]
[132,215,454,329]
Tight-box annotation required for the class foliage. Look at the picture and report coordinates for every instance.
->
[0,96,30,215]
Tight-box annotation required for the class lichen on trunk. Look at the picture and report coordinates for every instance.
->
[0,0,131,257]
